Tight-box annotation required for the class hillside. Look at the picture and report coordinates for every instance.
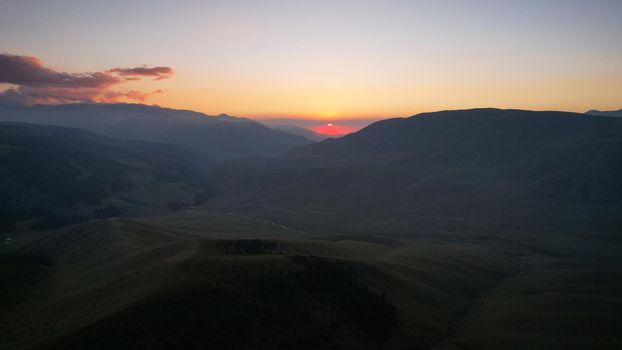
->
[0,103,312,162]
[0,122,214,229]
[210,108,622,234]
[1,209,620,350]
[0,216,521,350]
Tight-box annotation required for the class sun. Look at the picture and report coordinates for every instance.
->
[327,123,333,127]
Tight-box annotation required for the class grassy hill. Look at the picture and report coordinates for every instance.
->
[0,216,521,350]
[2,209,620,349]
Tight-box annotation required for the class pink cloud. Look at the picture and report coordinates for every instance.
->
[107,66,174,80]
[0,53,173,105]
[100,89,164,103]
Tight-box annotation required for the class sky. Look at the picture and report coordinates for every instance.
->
[1,0,621,127]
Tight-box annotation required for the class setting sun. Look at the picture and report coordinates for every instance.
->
[312,123,358,136]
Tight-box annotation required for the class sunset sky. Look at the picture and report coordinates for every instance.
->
[1,0,621,124]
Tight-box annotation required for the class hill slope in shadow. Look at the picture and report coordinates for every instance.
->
[0,217,520,350]
[0,122,214,229]
[210,108,622,234]
[2,211,620,349]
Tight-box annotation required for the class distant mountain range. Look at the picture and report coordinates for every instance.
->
[3,106,622,233]
[263,124,330,141]
[0,103,312,162]
[258,118,377,139]
[586,109,622,117]
[210,109,622,234]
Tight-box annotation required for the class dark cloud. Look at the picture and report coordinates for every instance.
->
[0,54,122,88]
[0,53,173,105]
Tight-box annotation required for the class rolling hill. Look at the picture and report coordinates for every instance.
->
[0,216,521,350]
[0,103,312,162]
[0,122,214,229]
[2,208,620,350]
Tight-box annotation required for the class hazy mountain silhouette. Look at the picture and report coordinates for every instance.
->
[586,109,622,117]
[211,108,622,233]
[259,118,375,139]
[0,103,312,162]
[264,124,330,141]
[0,122,214,229]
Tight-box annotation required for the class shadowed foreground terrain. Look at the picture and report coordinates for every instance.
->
[1,209,621,349]
[0,214,521,350]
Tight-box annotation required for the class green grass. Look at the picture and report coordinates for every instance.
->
[0,217,521,350]
[1,206,621,349]
[437,256,622,350]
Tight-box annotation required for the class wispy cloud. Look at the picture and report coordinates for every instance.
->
[107,66,174,80]
[0,53,173,105]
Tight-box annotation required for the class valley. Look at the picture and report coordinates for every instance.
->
[1,107,621,349]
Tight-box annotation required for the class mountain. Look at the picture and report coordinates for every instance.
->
[264,124,329,141]
[586,109,622,117]
[210,108,622,234]
[0,122,214,229]
[0,103,312,162]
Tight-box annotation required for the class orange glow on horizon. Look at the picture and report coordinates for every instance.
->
[152,69,622,121]
[2,2,621,119]
[312,123,360,136]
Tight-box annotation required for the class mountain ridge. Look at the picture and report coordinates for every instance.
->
[586,108,622,117]
[0,103,313,162]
